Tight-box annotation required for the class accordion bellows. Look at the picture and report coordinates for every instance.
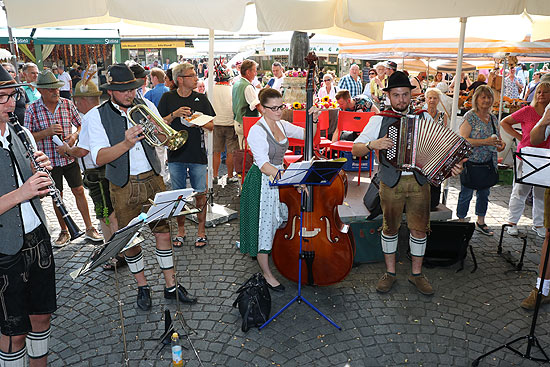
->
[384,115,473,186]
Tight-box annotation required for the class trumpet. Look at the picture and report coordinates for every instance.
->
[127,104,188,151]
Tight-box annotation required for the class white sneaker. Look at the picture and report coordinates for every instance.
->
[506,225,519,236]
[533,226,547,238]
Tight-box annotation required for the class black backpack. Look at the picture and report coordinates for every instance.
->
[363,173,382,220]
[233,273,271,332]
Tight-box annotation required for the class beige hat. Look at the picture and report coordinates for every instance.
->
[31,70,65,89]
[73,79,102,97]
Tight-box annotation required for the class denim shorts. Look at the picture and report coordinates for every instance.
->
[168,162,207,193]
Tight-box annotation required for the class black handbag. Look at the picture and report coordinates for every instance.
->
[460,160,498,190]
[233,273,271,332]
[460,116,499,190]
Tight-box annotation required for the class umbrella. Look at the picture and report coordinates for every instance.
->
[392,59,437,73]
[0,48,11,60]
[436,59,476,73]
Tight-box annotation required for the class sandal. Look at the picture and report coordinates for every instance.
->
[173,236,186,248]
[103,255,127,271]
[476,222,494,236]
[195,236,208,248]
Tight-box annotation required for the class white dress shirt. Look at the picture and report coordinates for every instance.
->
[85,98,161,175]
[0,126,42,233]
[76,111,98,170]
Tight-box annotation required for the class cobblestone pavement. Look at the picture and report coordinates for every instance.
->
[40,174,550,367]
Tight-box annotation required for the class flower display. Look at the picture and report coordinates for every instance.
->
[285,70,307,78]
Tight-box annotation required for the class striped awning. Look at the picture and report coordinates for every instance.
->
[339,38,550,59]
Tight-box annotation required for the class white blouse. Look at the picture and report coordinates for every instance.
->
[247,117,304,169]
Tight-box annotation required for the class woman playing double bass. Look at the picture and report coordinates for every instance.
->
[239,88,320,292]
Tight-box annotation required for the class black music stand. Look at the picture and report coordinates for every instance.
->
[144,190,205,367]
[259,159,346,331]
[71,218,146,366]
[473,149,550,365]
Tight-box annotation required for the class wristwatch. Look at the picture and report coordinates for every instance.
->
[366,142,372,151]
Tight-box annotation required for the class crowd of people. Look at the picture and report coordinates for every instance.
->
[2,52,550,366]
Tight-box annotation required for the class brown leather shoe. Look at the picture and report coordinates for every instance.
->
[85,227,103,242]
[521,288,550,310]
[53,230,70,248]
[408,274,434,295]
[376,273,396,293]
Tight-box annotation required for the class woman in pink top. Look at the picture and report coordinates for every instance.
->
[500,82,550,238]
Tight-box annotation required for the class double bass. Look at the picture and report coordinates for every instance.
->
[271,53,355,286]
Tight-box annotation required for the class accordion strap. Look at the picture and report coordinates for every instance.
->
[377,109,427,119]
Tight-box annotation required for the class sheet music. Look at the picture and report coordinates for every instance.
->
[277,160,313,185]
[520,147,550,186]
[145,189,194,223]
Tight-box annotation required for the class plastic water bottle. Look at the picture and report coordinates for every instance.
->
[171,332,183,367]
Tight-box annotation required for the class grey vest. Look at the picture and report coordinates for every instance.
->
[0,125,48,255]
[378,115,427,188]
[98,100,161,187]
[257,121,289,166]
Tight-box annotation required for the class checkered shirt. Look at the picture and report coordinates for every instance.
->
[24,98,81,167]
[338,74,363,98]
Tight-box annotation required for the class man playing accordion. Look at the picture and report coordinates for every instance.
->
[352,71,464,296]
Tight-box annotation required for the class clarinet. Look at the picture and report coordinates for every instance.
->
[8,112,84,241]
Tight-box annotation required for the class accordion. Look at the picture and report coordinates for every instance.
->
[382,113,473,185]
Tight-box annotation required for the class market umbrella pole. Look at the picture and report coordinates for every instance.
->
[200,28,238,227]
[444,17,467,205]
[498,57,507,123]
[1,2,20,80]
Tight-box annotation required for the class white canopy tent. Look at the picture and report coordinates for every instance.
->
[5,0,550,205]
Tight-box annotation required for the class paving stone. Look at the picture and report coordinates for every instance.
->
[38,175,550,366]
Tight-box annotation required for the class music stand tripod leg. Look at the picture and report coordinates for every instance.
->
[259,192,341,331]
[113,259,130,366]
[164,200,204,367]
[473,228,550,365]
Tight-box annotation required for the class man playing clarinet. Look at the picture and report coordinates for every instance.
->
[0,65,56,366]
[352,71,463,296]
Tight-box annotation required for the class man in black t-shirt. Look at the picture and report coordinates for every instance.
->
[158,62,215,248]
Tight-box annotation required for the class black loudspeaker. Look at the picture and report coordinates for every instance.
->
[422,221,477,272]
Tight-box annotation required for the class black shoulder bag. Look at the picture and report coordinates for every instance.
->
[460,115,499,190]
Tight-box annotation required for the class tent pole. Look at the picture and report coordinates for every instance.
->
[207,29,214,195]
[444,17,467,206]
[450,17,467,132]
[426,58,430,90]
[1,3,20,80]
[498,56,507,122]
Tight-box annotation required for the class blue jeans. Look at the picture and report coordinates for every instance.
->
[168,162,207,193]
[456,184,491,219]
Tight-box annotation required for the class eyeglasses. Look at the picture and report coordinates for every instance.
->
[179,73,197,78]
[0,89,22,104]
[369,72,376,75]
[262,104,286,112]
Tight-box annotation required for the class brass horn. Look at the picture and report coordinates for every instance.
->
[127,104,188,151]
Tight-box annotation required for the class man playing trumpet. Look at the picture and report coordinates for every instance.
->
[85,64,197,311]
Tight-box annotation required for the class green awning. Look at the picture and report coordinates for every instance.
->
[0,28,32,44]
[32,28,120,45]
